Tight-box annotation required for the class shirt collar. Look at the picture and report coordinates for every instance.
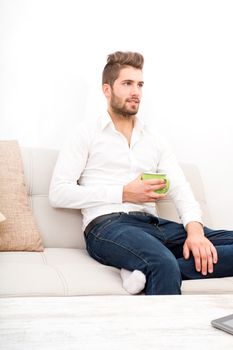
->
[99,112,113,130]
[98,112,145,131]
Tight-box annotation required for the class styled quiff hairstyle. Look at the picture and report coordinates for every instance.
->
[102,51,144,87]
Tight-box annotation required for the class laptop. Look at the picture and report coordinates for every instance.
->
[211,314,233,335]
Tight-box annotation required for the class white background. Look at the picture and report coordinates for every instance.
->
[1,0,233,229]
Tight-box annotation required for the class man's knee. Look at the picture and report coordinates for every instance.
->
[147,252,181,279]
[144,253,181,294]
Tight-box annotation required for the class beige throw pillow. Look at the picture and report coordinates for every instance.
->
[0,140,44,251]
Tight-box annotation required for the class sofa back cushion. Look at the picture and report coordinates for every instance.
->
[21,147,212,249]
[21,148,83,249]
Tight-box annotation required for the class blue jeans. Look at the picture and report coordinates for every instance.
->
[85,212,233,295]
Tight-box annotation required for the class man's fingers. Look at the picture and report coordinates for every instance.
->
[192,248,201,272]
[139,194,166,203]
[184,234,218,276]
[145,183,166,192]
[195,245,217,275]
[201,245,218,274]
[143,179,166,190]
[199,247,208,275]
[144,179,166,185]
[206,248,214,274]
[183,242,190,259]
[211,245,218,264]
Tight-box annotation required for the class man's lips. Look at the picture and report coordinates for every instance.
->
[126,99,140,103]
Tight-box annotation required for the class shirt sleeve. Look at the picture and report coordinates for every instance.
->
[49,125,123,209]
[156,136,203,228]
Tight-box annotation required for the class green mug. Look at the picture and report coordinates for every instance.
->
[141,172,170,194]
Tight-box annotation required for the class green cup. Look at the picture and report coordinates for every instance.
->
[141,172,170,194]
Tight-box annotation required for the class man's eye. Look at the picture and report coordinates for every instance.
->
[138,83,144,88]
[123,82,131,86]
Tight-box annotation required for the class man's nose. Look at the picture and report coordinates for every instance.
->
[131,84,141,96]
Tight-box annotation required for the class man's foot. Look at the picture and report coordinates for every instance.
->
[120,269,146,294]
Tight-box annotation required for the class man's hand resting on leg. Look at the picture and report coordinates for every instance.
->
[184,221,218,275]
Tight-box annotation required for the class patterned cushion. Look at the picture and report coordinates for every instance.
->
[0,140,44,251]
[0,212,6,223]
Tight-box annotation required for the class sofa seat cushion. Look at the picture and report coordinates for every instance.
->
[0,248,233,297]
[182,277,233,294]
[0,248,128,297]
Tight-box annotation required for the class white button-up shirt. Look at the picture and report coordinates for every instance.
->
[49,113,202,231]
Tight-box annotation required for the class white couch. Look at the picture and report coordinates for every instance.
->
[1,147,233,297]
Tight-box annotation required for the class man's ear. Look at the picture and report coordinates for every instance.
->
[102,83,111,98]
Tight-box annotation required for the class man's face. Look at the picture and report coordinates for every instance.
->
[107,67,144,117]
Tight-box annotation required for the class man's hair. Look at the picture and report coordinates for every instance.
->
[102,51,144,87]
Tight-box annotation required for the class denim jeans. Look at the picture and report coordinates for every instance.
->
[85,212,233,295]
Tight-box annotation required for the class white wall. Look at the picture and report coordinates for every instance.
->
[1,0,233,229]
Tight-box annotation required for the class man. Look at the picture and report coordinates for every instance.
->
[49,51,233,295]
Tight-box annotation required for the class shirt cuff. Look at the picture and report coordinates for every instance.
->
[181,214,204,230]
[105,185,124,204]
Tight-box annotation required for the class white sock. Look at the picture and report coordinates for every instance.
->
[120,268,146,294]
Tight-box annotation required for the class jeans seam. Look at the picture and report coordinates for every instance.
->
[91,231,149,264]
[87,245,106,264]
[91,219,113,237]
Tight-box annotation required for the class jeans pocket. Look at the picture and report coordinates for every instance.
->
[90,218,115,238]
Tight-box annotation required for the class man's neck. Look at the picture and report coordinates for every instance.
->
[108,110,135,146]
[108,110,135,131]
